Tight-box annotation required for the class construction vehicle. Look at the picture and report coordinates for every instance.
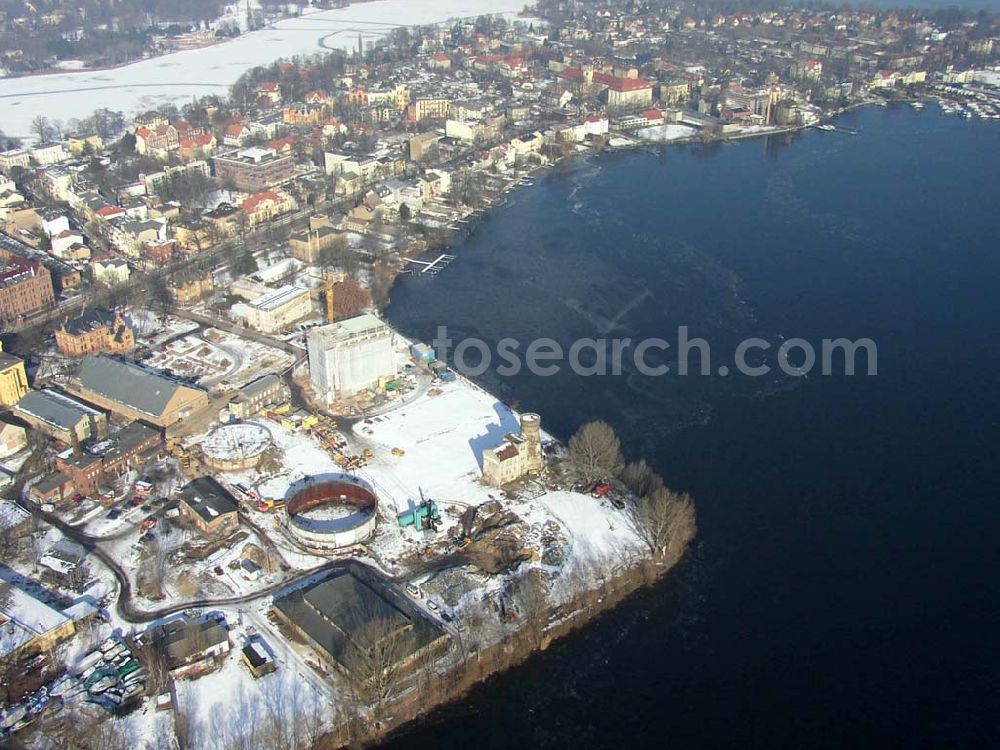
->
[139,517,157,533]
[257,498,286,513]
[391,447,406,457]
[363,449,374,459]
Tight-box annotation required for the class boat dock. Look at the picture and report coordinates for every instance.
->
[403,254,456,276]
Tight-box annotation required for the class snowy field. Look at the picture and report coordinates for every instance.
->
[0,0,530,139]
[142,335,235,385]
[637,123,698,142]
[353,380,525,516]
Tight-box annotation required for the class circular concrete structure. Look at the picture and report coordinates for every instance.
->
[286,477,378,551]
[200,422,273,471]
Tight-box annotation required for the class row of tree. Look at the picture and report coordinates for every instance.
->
[568,420,697,560]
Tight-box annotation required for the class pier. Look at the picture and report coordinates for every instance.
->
[404,254,456,275]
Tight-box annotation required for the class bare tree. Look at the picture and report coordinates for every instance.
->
[137,639,171,695]
[512,569,550,644]
[567,420,624,485]
[56,710,132,750]
[142,539,170,599]
[620,459,665,499]
[31,115,52,143]
[632,487,697,560]
[342,616,416,709]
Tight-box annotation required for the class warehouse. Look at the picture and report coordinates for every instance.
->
[272,570,448,676]
[14,388,108,444]
[68,355,209,428]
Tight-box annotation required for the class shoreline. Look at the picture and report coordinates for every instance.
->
[323,536,692,749]
[347,105,877,745]
[384,113,837,304]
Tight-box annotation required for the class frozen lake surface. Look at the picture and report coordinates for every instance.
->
[0,0,529,139]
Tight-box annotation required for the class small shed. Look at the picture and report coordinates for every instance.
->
[241,639,276,679]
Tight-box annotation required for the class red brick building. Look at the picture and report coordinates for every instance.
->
[55,308,135,357]
[0,246,56,325]
[55,421,162,496]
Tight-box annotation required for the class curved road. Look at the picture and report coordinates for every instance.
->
[21,496,466,624]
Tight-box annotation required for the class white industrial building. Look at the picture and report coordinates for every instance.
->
[244,285,312,333]
[307,313,395,404]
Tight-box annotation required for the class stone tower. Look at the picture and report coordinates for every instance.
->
[520,413,543,472]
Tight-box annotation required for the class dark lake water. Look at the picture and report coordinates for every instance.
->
[382,104,1000,749]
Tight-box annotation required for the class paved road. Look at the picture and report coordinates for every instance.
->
[19,491,469,625]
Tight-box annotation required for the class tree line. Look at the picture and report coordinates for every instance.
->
[568,420,697,561]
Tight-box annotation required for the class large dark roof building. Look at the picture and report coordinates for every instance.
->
[68,355,209,428]
[273,570,448,675]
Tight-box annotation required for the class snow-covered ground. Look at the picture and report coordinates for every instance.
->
[353,380,524,516]
[0,0,531,139]
[142,334,236,385]
[637,123,698,142]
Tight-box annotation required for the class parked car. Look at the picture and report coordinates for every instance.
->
[426,600,439,612]
[405,583,421,598]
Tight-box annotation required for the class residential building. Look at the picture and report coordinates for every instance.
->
[0,420,27,458]
[257,81,282,105]
[178,477,239,536]
[66,133,104,156]
[408,131,442,161]
[50,230,87,260]
[134,124,179,157]
[168,271,214,304]
[55,308,135,357]
[68,355,209,428]
[92,257,131,287]
[213,147,295,192]
[0,243,56,324]
[30,143,70,165]
[13,388,108,444]
[307,313,396,404]
[429,53,452,70]
[407,97,451,123]
[240,189,297,228]
[0,150,30,172]
[178,133,216,162]
[0,344,28,406]
[283,104,323,126]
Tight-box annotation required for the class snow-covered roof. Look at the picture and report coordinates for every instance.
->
[0,582,72,659]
